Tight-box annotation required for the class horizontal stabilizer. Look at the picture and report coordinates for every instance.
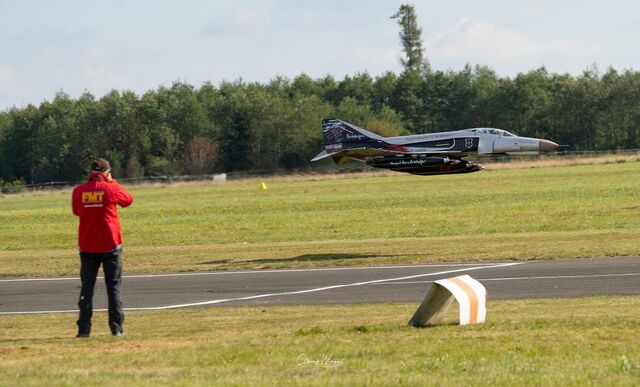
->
[311,149,342,162]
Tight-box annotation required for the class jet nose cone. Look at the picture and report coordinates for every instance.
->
[539,139,559,153]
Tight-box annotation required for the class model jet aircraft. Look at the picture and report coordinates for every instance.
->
[311,118,559,175]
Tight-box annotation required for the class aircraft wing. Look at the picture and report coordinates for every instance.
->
[312,147,464,163]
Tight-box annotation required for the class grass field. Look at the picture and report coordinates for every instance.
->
[1,297,639,385]
[1,160,640,277]
[2,159,640,385]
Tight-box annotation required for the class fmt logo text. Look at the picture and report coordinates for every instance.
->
[82,191,105,204]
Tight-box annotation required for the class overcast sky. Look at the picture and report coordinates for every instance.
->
[1,0,638,110]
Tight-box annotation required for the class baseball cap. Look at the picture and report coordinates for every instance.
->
[91,158,111,172]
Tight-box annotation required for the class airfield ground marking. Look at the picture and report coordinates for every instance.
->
[0,263,502,283]
[0,263,521,315]
[371,272,640,285]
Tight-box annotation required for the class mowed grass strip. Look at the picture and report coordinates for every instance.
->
[3,230,640,277]
[1,161,640,277]
[0,296,639,385]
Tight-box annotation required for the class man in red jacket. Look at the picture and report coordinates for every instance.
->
[72,158,133,337]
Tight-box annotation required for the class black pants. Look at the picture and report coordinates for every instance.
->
[77,248,124,335]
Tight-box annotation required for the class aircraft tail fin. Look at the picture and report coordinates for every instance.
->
[311,119,383,163]
[321,118,382,146]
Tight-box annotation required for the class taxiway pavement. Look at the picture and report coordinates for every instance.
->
[1,256,638,314]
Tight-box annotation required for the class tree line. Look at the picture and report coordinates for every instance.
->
[1,64,639,185]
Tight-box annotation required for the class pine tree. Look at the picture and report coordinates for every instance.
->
[391,4,425,71]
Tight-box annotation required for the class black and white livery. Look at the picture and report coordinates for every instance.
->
[311,118,559,175]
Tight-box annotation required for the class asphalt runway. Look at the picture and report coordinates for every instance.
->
[1,256,638,315]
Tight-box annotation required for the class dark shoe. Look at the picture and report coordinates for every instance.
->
[76,332,90,338]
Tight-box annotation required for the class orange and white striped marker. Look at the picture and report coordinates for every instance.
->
[409,274,487,327]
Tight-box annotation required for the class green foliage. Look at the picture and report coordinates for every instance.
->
[0,178,25,194]
[1,65,640,183]
[145,156,180,177]
[391,3,426,71]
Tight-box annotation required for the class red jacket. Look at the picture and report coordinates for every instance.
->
[72,173,134,253]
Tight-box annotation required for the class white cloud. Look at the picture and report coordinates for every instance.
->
[519,8,546,18]
[83,66,134,93]
[351,46,398,72]
[235,7,261,26]
[0,64,39,108]
[202,4,272,37]
[430,16,471,45]
[425,18,603,74]
[0,65,14,83]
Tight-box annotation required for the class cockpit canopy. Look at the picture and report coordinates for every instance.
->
[470,128,517,137]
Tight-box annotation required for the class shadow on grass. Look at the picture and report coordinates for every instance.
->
[409,321,461,329]
[199,253,400,266]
